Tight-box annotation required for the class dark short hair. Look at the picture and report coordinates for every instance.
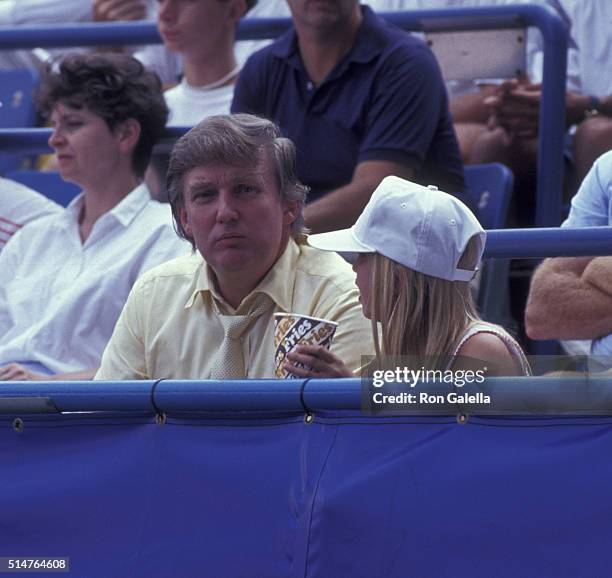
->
[167,113,309,249]
[245,0,258,12]
[37,52,168,177]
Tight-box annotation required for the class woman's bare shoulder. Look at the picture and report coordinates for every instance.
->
[455,331,523,376]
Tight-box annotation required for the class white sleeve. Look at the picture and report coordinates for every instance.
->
[0,228,23,336]
[0,0,92,25]
[0,180,61,227]
[562,152,612,228]
[559,0,582,93]
[0,1,15,23]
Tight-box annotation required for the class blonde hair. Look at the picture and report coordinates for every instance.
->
[369,236,482,369]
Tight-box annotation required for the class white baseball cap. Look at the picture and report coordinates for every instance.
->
[307,176,486,282]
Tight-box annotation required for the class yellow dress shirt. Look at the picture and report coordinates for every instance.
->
[95,239,374,380]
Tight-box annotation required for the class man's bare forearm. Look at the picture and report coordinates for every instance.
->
[304,183,373,233]
[450,90,492,124]
[304,160,415,233]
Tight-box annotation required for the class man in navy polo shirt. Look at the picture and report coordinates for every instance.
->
[231,0,465,233]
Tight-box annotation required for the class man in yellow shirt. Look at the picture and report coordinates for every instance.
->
[95,114,373,380]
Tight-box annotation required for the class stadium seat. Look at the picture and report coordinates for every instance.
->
[5,169,81,207]
[0,68,39,174]
[464,163,514,325]
[465,162,513,229]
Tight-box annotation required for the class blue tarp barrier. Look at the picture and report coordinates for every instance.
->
[1,378,611,577]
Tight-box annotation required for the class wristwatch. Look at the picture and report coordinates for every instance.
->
[584,95,602,119]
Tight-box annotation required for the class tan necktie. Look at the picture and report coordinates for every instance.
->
[209,294,273,380]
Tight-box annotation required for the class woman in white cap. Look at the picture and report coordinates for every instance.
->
[285,176,530,377]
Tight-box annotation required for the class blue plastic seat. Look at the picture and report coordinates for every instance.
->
[464,163,514,325]
[465,162,513,229]
[5,169,81,207]
[0,68,40,174]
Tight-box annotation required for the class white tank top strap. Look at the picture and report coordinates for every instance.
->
[451,321,531,376]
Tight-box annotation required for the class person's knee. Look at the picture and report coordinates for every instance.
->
[573,117,612,181]
[467,126,512,165]
[574,117,612,158]
[454,122,487,163]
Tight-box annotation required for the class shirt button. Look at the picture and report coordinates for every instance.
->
[306,81,313,91]
[427,185,438,190]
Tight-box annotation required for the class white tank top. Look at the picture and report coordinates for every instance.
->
[450,321,531,376]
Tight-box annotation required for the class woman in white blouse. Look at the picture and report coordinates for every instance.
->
[0,53,188,381]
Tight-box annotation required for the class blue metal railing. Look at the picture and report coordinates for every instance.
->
[1,376,612,414]
[0,4,568,226]
[0,127,188,154]
[485,226,612,258]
